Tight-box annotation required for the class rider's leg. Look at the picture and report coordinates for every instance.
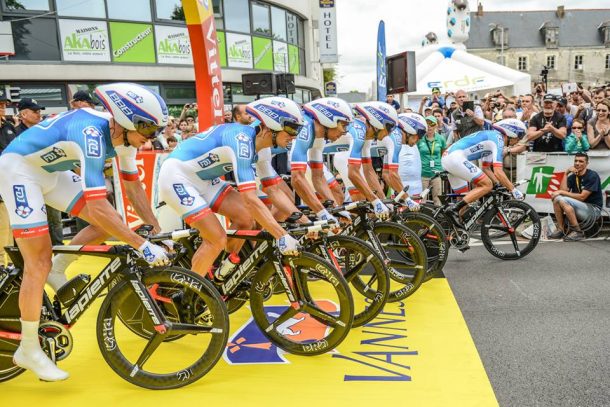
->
[189,211,227,276]
[214,188,255,254]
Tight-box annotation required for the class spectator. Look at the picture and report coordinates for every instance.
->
[386,94,400,111]
[426,87,446,109]
[548,153,602,241]
[587,99,610,150]
[166,136,178,151]
[179,103,198,131]
[519,94,538,125]
[398,128,423,195]
[232,104,253,125]
[181,124,197,140]
[70,90,98,110]
[0,96,17,265]
[418,116,446,205]
[590,88,606,119]
[556,97,573,134]
[185,114,197,131]
[15,98,44,135]
[501,108,528,181]
[175,119,188,139]
[533,82,546,106]
[572,90,594,124]
[450,89,485,138]
[564,118,590,154]
[223,107,233,123]
[527,94,567,152]
[402,107,413,113]
[432,108,452,141]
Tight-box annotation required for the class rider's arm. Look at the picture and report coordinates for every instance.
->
[264,180,309,223]
[240,189,287,239]
[362,162,385,199]
[348,163,376,201]
[310,166,336,204]
[382,167,403,194]
[85,199,145,248]
[291,169,324,212]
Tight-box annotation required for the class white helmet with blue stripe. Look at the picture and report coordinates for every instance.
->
[95,83,168,137]
[397,113,428,137]
[303,97,353,128]
[493,118,526,138]
[246,97,304,133]
[354,101,398,131]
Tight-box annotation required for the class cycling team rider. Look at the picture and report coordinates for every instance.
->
[157,97,304,280]
[441,118,527,223]
[0,83,172,381]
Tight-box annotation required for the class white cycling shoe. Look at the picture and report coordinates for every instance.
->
[13,346,69,382]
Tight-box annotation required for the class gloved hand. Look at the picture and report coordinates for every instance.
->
[405,197,420,211]
[138,241,171,267]
[511,188,524,200]
[277,234,300,256]
[317,208,338,224]
[372,198,390,220]
[337,210,352,220]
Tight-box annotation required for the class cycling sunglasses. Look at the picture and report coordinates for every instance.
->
[134,115,165,139]
[281,121,303,137]
[384,122,396,132]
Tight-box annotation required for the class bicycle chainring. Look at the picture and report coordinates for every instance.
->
[39,321,73,362]
[449,229,470,250]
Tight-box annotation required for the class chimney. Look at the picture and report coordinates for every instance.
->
[477,2,483,16]
[556,5,565,18]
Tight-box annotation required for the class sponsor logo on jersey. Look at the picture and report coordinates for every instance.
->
[40,147,67,164]
[211,178,221,185]
[126,91,144,104]
[463,160,478,173]
[236,133,252,159]
[469,144,484,154]
[83,126,103,158]
[224,301,338,365]
[297,125,310,141]
[197,153,220,168]
[172,183,194,206]
[13,185,33,219]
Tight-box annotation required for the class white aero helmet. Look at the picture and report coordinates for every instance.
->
[95,83,168,137]
[493,118,526,138]
[397,113,428,137]
[354,101,398,131]
[303,97,353,128]
[246,97,305,135]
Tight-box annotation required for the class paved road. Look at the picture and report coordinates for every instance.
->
[444,239,610,407]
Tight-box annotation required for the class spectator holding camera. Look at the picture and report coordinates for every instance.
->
[587,99,610,150]
[527,94,567,152]
[519,94,538,126]
[450,89,484,138]
[556,97,573,134]
[179,103,198,132]
[564,118,590,154]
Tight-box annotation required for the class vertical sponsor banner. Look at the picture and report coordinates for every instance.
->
[288,44,299,74]
[376,20,387,102]
[252,36,273,70]
[182,0,224,128]
[109,22,155,63]
[319,0,338,63]
[58,19,110,62]
[217,31,227,67]
[226,32,253,68]
[155,25,193,65]
[273,40,288,72]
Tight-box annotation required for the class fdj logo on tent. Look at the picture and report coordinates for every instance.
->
[527,166,565,199]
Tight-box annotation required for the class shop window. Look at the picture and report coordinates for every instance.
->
[56,0,105,18]
[107,0,151,22]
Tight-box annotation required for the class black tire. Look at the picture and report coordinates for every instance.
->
[97,267,229,389]
[399,212,449,282]
[480,200,541,260]
[357,222,428,302]
[0,272,25,382]
[312,235,389,327]
[249,253,353,356]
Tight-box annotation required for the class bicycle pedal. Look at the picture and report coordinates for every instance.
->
[458,246,470,253]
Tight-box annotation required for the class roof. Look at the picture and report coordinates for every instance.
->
[466,9,610,49]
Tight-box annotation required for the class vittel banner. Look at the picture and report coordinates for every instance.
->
[155,25,193,65]
[59,19,110,62]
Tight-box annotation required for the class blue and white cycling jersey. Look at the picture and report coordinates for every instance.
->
[324,118,367,165]
[165,123,258,192]
[289,111,327,171]
[379,128,401,170]
[445,130,504,167]
[2,108,137,200]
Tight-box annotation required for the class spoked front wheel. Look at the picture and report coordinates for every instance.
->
[249,253,354,356]
[481,200,541,260]
[97,267,229,390]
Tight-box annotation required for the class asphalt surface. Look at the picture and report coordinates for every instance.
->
[443,238,610,407]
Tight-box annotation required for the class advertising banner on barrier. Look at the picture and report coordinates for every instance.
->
[109,22,155,63]
[227,33,253,68]
[516,152,610,213]
[59,19,110,62]
[319,0,338,63]
[155,25,192,65]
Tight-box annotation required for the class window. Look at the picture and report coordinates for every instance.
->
[546,55,555,70]
[297,18,305,48]
[286,13,298,45]
[251,2,270,36]
[518,56,527,71]
[3,0,49,11]
[17,84,65,105]
[213,0,223,29]
[9,17,60,61]
[574,55,583,70]
[155,0,183,21]
[56,0,105,18]
[224,0,250,34]
[606,54,610,70]
[544,27,559,48]
[107,0,151,22]
[271,7,286,41]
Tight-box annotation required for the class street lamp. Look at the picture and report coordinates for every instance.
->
[489,23,505,66]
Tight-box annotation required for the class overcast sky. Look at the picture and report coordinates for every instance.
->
[334,0,606,93]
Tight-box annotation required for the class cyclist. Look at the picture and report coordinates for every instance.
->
[0,83,171,381]
[329,101,398,219]
[157,97,304,279]
[441,118,526,222]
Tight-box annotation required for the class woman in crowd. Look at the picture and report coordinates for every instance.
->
[587,99,610,150]
[564,118,590,154]
[417,116,446,205]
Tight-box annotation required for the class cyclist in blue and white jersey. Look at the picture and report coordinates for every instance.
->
[329,102,398,220]
[158,97,304,279]
[441,118,527,221]
[0,83,171,381]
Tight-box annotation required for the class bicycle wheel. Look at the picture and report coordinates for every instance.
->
[357,222,428,302]
[399,212,449,282]
[249,253,353,356]
[480,200,541,260]
[313,235,389,327]
[0,271,25,382]
[97,267,229,389]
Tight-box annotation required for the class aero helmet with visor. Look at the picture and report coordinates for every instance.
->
[246,97,305,136]
[397,113,428,137]
[492,118,526,139]
[303,97,353,128]
[354,101,398,132]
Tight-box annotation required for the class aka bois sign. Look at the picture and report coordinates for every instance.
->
[319,0,338,63]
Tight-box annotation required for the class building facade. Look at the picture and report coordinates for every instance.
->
[0,0,325,114]
[466,6,610,90]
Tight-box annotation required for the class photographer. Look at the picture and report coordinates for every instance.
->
[533,82,546,107]
[179,102,198,132]
[450,89,484,139]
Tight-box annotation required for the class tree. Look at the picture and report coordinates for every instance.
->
[323,68,336,83]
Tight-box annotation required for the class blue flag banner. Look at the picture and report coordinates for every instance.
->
[376,20,387,102]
